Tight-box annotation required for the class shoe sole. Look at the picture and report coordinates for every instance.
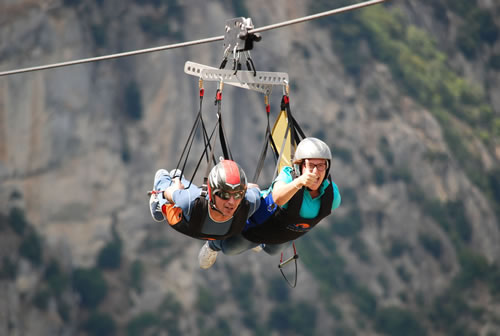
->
[199,243,218,269]
[150,169,169,222]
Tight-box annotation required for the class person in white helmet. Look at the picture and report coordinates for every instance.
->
[149,160,261,264]
[199,137,341,268]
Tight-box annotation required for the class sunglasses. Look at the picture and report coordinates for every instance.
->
[214,191,245,200]
[303,161,327,172]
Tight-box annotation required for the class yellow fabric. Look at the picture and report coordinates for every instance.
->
[271,109,294,173]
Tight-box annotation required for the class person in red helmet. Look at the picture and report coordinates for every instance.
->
[148,160,261,258]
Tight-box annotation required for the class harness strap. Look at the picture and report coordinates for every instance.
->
[191,122,219,192]
[173,84,211,188]
[252,95,279,182]
[281,95,306,149]
[215,86,232,161]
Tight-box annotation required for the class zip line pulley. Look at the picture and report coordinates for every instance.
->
[185,17,288,95]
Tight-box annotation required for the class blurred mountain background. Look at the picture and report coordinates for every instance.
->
[1,0,500,335]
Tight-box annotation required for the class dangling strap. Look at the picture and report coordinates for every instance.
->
[171,79,218,189]
[188,121,219,191]
[172,81,211,185]
[252,94,279,183]
[253,91,307,184]
[278,242,299,288]
[281,94,306,149]
[214,81,232,161]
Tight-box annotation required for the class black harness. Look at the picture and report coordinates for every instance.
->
[243,182,334,244]
[171,197,250,240]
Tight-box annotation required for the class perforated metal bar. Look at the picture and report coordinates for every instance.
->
[184,61,288,94]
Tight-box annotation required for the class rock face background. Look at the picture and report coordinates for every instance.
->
[1,0,499,335]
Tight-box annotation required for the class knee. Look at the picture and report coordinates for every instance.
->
[221,246,246,256]
[263,243,289,255]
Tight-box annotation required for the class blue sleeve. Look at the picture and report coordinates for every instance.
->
[172,186,202,221]
[245,187,261,217]
[331,181,341,210]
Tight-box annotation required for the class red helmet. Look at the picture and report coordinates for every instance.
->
[208,160,247,202]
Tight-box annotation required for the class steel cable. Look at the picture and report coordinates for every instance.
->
[0,0,387,77]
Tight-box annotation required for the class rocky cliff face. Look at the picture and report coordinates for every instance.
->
[1,0,499,335]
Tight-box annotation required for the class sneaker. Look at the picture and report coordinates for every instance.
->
[198,242,218,269]
[169,169,184,179]
[252,244,263,253]
[149,169,169,222]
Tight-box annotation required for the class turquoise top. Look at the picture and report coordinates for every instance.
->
[262,166,341,219]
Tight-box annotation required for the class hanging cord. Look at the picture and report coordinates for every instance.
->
[194,120,220,196]
[245,51,257,77]
[215,81,233,160]
[185,119,219,190]
[198,118,224,217]
[231,46,240,75]
[279,242,299,288]
[252,93,279,183]
[253,84,306,183]
[179,78,232,195]
[281,87,306,149]
[171,79,214,188]
[195,80,215,166]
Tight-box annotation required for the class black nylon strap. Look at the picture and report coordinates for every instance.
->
[216,90,232,160]
[173,94,210,188]
[252,103,279,182]
[190,122,219,190]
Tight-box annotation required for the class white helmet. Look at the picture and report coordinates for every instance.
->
[293,137,332,176]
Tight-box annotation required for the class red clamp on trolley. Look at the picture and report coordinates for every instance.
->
[199,79,205,97]
[265,95,270,114]
[283,95,290,104]
[215,81,224,103]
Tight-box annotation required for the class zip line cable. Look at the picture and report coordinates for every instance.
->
[0,0,387,77]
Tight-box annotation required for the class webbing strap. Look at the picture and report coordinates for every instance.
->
[173,90,212,188]
[191,122,219,191]
[253,93,307,183]
[252,97,279,182]
[215,89,232,161]
[281,95,306,150]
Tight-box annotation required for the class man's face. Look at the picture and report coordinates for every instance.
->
[302,159,327,191]
[213,190,244,217]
